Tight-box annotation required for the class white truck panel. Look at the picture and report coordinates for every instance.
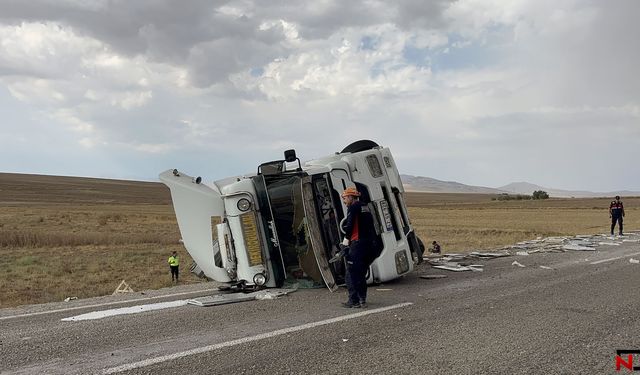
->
[159,169,231,282]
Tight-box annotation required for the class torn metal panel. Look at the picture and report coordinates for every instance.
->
[431,264,472,272]
[188,288,296,307]
[468,251,510,258]
[563,244,595,251]
[419,274,448,279]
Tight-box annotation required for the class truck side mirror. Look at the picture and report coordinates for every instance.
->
[284,149,302,171]
[284,149,297,162]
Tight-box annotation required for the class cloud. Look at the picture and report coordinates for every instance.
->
[0,0,638,191]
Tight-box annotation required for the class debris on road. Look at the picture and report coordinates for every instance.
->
[468,251,510,259]
[468,265,484,272]
[422,232,640,273]
[188,288,296,307]
[419,274,448,279]
[432,264,473,272]
[563,244,595,251]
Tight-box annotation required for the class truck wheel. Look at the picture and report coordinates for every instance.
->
[341,140,379,153]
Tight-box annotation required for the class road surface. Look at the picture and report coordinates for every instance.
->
[2,235,640,374]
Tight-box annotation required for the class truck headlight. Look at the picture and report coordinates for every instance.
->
[237,198,251,212]
[253,273,267,286]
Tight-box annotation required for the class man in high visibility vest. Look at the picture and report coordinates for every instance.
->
[168,251,180,283]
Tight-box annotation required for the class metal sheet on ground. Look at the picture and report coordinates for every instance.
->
[188,289,295,307]
[419,274,448,279]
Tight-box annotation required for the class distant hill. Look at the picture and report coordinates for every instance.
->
[498,182,640,198]
[401,174,640,197]
[401,174,508,194]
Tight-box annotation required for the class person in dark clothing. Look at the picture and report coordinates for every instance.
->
[429,241,441,254]
[340,187,376,309]
[609,196,625,236]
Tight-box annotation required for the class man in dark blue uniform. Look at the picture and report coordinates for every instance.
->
[340,187,376,308]
[609,196,625,236]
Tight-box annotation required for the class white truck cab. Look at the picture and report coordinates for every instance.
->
[160,140,424,291]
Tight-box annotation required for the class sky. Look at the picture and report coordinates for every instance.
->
[0,0,638,192]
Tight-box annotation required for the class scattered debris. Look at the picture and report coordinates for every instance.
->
[563,244,595,251]
[64,297,78,302]
[432,264,472,272]
[512,261,526,268]
[187,288,296,307]
[539,266,553,270]
[342,338,349,342]
[419,274,448,280]
[255,290,291,300]
[422,232,640,273]
[630,258,640,264]
[469,251,510,258]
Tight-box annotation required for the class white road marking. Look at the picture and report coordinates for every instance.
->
[102,302,413,374]
[61,300,188,321]
[0,289,214,321]
[590,251,640,265]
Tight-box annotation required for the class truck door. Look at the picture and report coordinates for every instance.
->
[251,175,287,286]
[159,169,231,282]
[301,176,338,291]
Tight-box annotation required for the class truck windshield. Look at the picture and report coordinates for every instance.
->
[263,175,324,287]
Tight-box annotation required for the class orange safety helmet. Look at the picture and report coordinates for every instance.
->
[341,187,361,197]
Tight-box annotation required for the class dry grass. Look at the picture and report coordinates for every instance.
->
[405,192,640,252]
[0,173,203,308]
[0,173,637,307]
[0,244,191,307]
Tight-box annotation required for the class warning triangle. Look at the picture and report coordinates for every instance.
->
[112,279,134,295]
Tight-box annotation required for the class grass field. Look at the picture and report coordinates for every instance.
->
[0,173,637,307]
[405,192,639,252]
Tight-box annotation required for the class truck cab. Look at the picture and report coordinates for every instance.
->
[160,140,423,291]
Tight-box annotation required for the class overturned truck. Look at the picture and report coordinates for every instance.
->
[160,140,424,291]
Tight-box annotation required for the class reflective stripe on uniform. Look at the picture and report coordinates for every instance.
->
[168,256,179,266]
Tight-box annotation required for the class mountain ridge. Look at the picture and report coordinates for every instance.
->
[402,174,640,198]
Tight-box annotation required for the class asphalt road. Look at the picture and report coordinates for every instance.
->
[2,235,640,375]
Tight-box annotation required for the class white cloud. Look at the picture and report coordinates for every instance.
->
[0,0,638,191]
[130,143,175,154]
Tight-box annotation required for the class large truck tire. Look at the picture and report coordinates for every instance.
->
[341,140,379,153]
